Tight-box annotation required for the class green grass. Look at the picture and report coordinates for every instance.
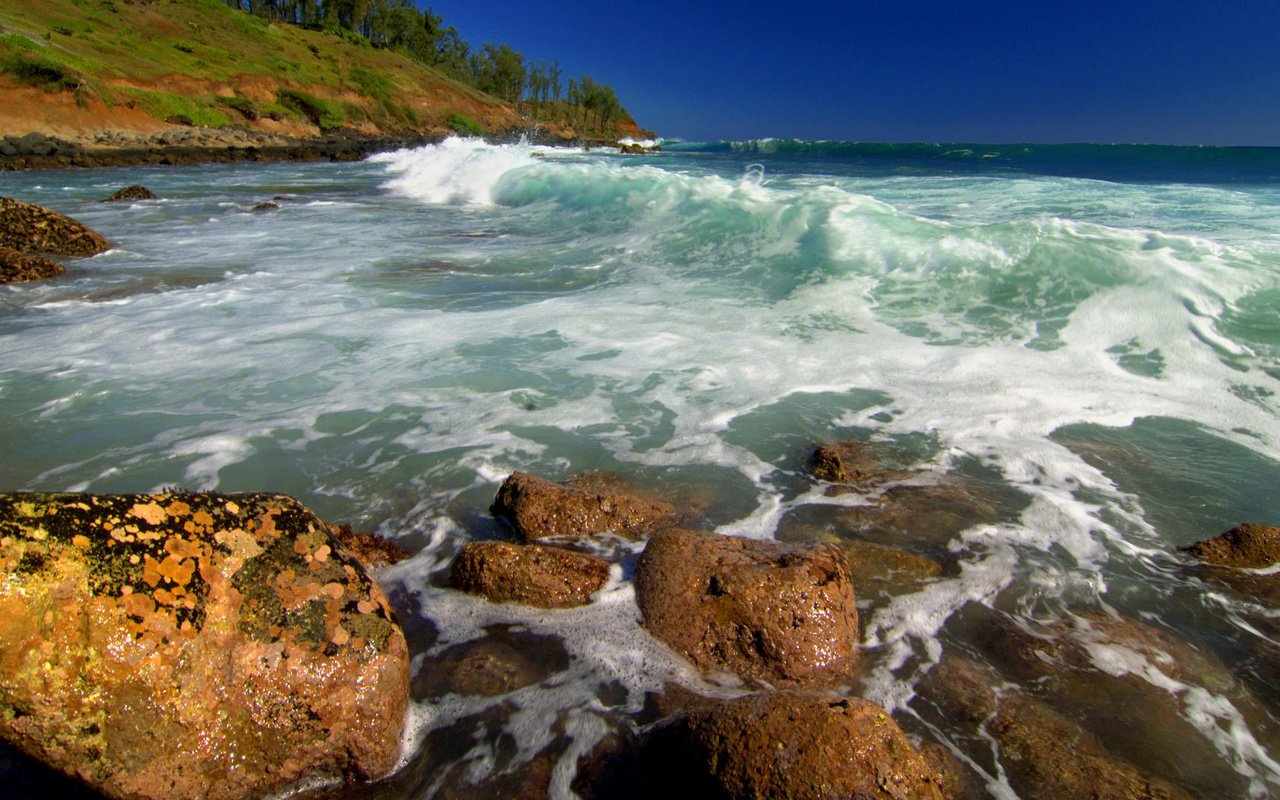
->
[123,87,232,127]
[447,112,483,136]
[1,50,81,91]
[276,87,344,130]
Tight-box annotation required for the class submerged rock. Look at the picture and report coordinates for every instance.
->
[1181,522,1280,569]
[0,197,110,256]
[0,492,409,800]
[449,540,610,608]
[641,691,946,799]
[778,523,941,603]
[102,185,157,202]
[918,654,1194,800]
[809,440,912,487]
[490,470,678,541]
[412,627,570,699]
[634,528,858,688]
[0,245,64,284]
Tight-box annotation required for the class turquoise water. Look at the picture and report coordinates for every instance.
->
[2,138,1279,797]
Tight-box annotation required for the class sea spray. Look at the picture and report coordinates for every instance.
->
[1,137,1278,796]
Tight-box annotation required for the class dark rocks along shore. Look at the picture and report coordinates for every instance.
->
[3,422,1278,796]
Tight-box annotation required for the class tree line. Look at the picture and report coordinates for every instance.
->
[223,0,632,133]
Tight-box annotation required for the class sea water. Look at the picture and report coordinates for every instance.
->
[2,138,1278,798]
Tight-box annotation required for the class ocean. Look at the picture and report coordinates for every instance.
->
[2,137,1279,798]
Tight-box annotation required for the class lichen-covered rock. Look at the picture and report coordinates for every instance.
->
[449,540,610,608]
[0,492,409,800]
[0,245,64,284]
[1181,523,1280,569]
[102,185,157,202]
[917,654,1193,800]
[0,197,110,256]
[490,471,678,541]
[641,691,946,799]
[634,528,858,688]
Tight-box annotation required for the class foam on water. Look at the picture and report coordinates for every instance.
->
[3,137,1279,796]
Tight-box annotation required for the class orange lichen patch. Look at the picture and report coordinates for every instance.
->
[130,502,167,526]
[192,510,214,530]
[72,535,92,551]
[320,582,344,600]
[155,555,195,587]
[224,500,240,515]
[142,555,163,587]
[331,625,351,646]
[357,600,377,614]
[165,537,204,561]
[215,528,265,561]
[121,592,156,619]
[165,500,192,517]
[313,545,331,563]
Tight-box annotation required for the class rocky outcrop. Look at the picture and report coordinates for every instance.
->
[449,540,610,608]
[641,691,946,799]
[919,654,1194,800]
[0,197,110,257]
[1181,523,1280,568]
[0,491,409,800]
[634,528,858,687]
[102,185,157,202]
[0,245,64,284]
[490,471,678,541]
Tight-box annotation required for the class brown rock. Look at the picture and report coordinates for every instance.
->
[1181,522,1280,569]
[450,540,610,608]
[102,185,157,202]
[641,691,946,799]
[0,245,64,283]
[490,471,678,541]
[412,628,570,699]
[810,440,910,486]
[918,654,1193,800]
[0,492,409,800]
[779,523,941,603]
[918,742,989,800]
[0,197,110,256]
[329,524,409,570]
[634,528,858,687]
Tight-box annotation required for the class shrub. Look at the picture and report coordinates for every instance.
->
[123,88,232,127]
[1,52,81,92]
[447,112,482,137]
[276,88,344,130]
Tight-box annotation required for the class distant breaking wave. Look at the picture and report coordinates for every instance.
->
[663,139,1280,184]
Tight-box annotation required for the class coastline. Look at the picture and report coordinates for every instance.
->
[0,126,623,172]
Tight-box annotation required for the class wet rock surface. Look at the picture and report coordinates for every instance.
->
[101,185,157,202]
[412,627,570,699]
[329,524,410,570]
[641,691,946,799]
[635,528,859,687]
[0,491,410,800]
[810,440,914,488]
[0,197,110,257]
[1182,522,1280,569]
[449,539,610,608]
[778,523,941,605]
[0,245,65,284]
[917,654,1195,800]
[490,470,679,541]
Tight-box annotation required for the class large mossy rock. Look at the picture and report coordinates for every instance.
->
[641,691,946,799]
[0,492,409,800]
[635,528,859,688]
[0,197,110,257]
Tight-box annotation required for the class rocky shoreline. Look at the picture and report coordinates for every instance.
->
[0,127,641,172]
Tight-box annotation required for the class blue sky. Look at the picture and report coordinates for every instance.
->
[417,1,1280,145]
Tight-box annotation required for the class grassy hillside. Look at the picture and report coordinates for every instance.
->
[0,0,641,143]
